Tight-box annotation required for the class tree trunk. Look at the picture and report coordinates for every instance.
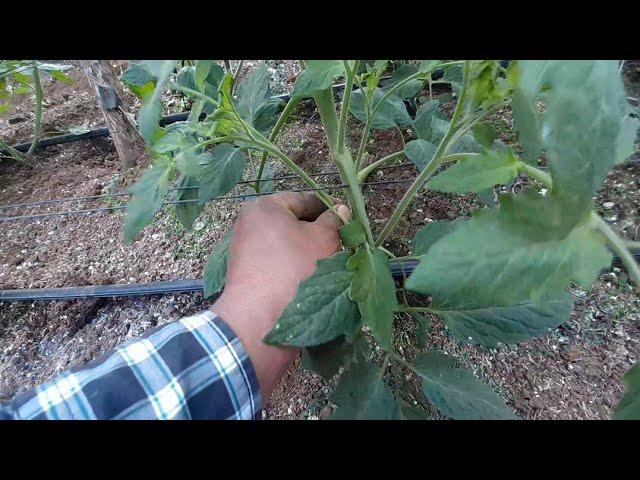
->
[81,60,145,169]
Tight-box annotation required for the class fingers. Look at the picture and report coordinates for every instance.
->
[314,204,351,229]
[271,191,326,221]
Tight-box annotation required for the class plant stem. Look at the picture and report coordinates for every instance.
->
[335,151,375,241]
[357,150,405,182]
[0,138,31,166]
[314,88,339,152]
[520,163,553,187]
[314,86,374,237]
[355,71,425,171]
[252,139,336,210]
[172,84,219,109]
[231,60,245,94]
[223,60,231,73]
[254,97,301,192]
[375,61,471,247]
[520,163,640,290]
[27,67,43,156]
[337,60,357,153]
[625,240,640,250]
[378,352,390,378]
[591,213,640,289]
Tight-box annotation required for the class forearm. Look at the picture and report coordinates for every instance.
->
[0,311,261,420]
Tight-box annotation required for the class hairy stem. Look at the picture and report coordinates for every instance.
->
[520,163,552,187]
[172,84,219,109]
[355,71,425,171]
[337,60,357,153]
[314,86,374,237]
[358,150,405,182]
[251,138,336,210]
[254,97,301,192]
[521,163,640,290]
[27,67,43,156]
[0,138,31,166]
[592,214,640,289]
[314,88,339,152]
[375,61,471,247]
[231,60,245,94]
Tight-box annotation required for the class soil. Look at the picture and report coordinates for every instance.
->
[1,60,639,419]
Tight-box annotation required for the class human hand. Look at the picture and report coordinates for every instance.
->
[212,192,350,398]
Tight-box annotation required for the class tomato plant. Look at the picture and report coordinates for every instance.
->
[122,60,640,419]
[0,60,73,164]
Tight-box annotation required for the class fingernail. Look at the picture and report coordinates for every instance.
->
[337,204,351,221]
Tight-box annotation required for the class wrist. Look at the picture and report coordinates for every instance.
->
[211,281,299,400]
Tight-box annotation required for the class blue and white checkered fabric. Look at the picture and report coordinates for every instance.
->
[0,311,261,420]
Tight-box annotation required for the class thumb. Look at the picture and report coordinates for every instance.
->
[314,204,351,229]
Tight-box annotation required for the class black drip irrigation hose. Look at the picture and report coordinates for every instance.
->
[1,251,638,302]
[2,63,466,156]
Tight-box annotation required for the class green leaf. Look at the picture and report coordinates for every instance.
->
[195,60,214,90]
[47,69,74,85]
[398,398,431,420]
[263,251,362,347]
[291,60,344,98]
[152,127,193,155]
[425,149,522,194]
[301,336,354,381]
[510,87,541,165]
[413,351,515,419]
[174,147,209,178]
[615,115,639,165]
[198,144,246,205]
[339,220,366,248]
[472,122,497,149]
[413,99,444,140]
[174,175,202,231]
[350,88,412,130]
[121,62,156,99]
[211,73,246,138]
[406,203,612,309]
[438,293,574,347]
[37,63,73,85]
[330,362,401,420]
[404,139,436,172]
[467,60,510,110]
[347,246,398,350]
[124,158,171,243]
[236,63,282,131]
[139,60,176,144]
[411,219,464,256]
[419,60,440,73]
[0,103,11,114]
[407,311,431,350]
[614,361,640,420]
[203,232,231,298]
[520,60,629,229]
[383,64,421,99]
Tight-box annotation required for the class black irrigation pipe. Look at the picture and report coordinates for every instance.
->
[2,81,353,155]
[0,179,414,223]
[0,260,419,302]
[0,163,416,211]
[2,249,638,302]
[2,62,468,156]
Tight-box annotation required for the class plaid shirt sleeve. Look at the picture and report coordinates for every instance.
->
[0,310,261,420]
